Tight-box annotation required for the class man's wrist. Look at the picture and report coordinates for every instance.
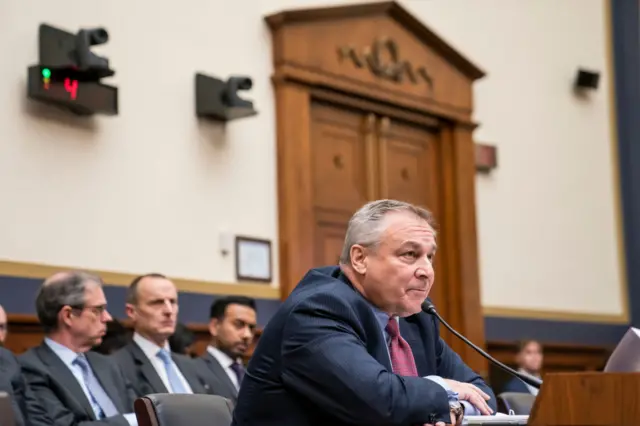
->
[449,401,464,423]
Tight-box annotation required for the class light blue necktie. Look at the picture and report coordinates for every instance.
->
[156,349,188,393]
[73,355,119,419]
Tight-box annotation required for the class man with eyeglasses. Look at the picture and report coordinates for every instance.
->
[19,271,138,426]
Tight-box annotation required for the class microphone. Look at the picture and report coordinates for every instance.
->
[421,301,542,389]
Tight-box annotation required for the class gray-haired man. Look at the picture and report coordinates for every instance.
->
[19,271,138,426]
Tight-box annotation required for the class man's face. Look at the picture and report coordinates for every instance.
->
[352,211,436,317]
[209,304,257,359]
[64,284,112,350]
[126,277,178,341]
[518,341,543,373]
[0,306,7,343]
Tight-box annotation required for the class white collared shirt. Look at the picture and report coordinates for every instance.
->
[133,332,193,394]
[207,346,241,390]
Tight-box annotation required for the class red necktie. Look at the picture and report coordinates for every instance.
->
[386,316,418,376]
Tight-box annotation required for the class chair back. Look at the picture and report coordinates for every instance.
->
[134,394,234,426]
[497,392,536,415]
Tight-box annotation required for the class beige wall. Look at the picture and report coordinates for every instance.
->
[0,0,625,318]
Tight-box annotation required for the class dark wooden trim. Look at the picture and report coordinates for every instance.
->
[274,84,315,299]
[309,86,441,129]
[265,1,485,80]
[273,65,474,124]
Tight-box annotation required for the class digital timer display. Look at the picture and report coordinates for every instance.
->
[27,66,118,116]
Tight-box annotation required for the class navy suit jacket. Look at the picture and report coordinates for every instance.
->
[232,266,496,426]
[502,377,533,394]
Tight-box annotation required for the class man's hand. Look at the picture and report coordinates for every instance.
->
[443,379,493,415]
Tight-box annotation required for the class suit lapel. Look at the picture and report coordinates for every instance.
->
[36,344,96,420]
[129,342,168,393]
[202,352,237,397]
[86,353,124,412]
[172,355,206,393]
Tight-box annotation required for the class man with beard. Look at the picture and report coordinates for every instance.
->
[199,296,257,405]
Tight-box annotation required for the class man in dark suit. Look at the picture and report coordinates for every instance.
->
[199,296,258,404]
[502,340,543,395]
[232,200,497,426]
[19,271,138,426]
[112,274,212,398]
[1,346,29,426]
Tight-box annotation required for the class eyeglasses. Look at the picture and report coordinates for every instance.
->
[69,304,108,316]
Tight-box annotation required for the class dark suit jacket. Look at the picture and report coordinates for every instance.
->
[111,341,211,398]
[0,346,27,426]
[19,342,136,426]
[198,351,239,404]
[232,266,497,426]
[502,377,533,394]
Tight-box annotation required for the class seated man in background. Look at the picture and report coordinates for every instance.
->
[0,304,7,345]
[168,322,197,357]
[232,199,496,426]
[502,340,543,395]
[199,296,257,405]
[1,345,30,426]
[19,271,137,426]
[112,274,212,397]
[92,319,130,355]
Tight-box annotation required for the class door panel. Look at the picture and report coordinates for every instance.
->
[376,116,446,315]
[310,102,373,266]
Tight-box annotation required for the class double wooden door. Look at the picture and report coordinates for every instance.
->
[309,100,446,312]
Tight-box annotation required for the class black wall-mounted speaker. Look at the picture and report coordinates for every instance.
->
[574,68,600,90]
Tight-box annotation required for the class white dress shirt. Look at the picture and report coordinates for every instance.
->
[133,332,193,394]
[206,346,241,390]
[44,338,137,426]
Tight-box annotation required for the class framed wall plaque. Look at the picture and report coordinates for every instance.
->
[235,236,272,282]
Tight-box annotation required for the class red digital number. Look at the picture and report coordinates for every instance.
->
[64,78,78,100]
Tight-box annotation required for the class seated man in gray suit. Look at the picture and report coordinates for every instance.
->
[112,274,212,397]
[19,271,137,426]
[199,296,257,404]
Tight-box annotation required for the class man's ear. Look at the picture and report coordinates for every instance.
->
[59,306,74,328]
[125,303,136,320]
[208,318,219,338]
[350,245,368,275]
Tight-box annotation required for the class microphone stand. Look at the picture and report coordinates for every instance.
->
[422,302,542,389]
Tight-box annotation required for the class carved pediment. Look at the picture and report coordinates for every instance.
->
[266,1,485,121]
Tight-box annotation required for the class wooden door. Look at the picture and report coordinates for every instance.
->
[268,1,488,374]
[309,101,446,312]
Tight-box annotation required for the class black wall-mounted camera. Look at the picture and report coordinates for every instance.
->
[26,23,118,116]
[195,73,258,121]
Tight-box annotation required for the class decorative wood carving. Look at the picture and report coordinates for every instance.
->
[337,37,434,90]
[266,1,489,373]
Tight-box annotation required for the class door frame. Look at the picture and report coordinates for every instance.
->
[267,1,488,373]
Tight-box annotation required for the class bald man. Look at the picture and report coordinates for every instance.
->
[112,273,213,398]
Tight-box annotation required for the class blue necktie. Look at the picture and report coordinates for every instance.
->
[74,355,119,419]
[157,349,188,393]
